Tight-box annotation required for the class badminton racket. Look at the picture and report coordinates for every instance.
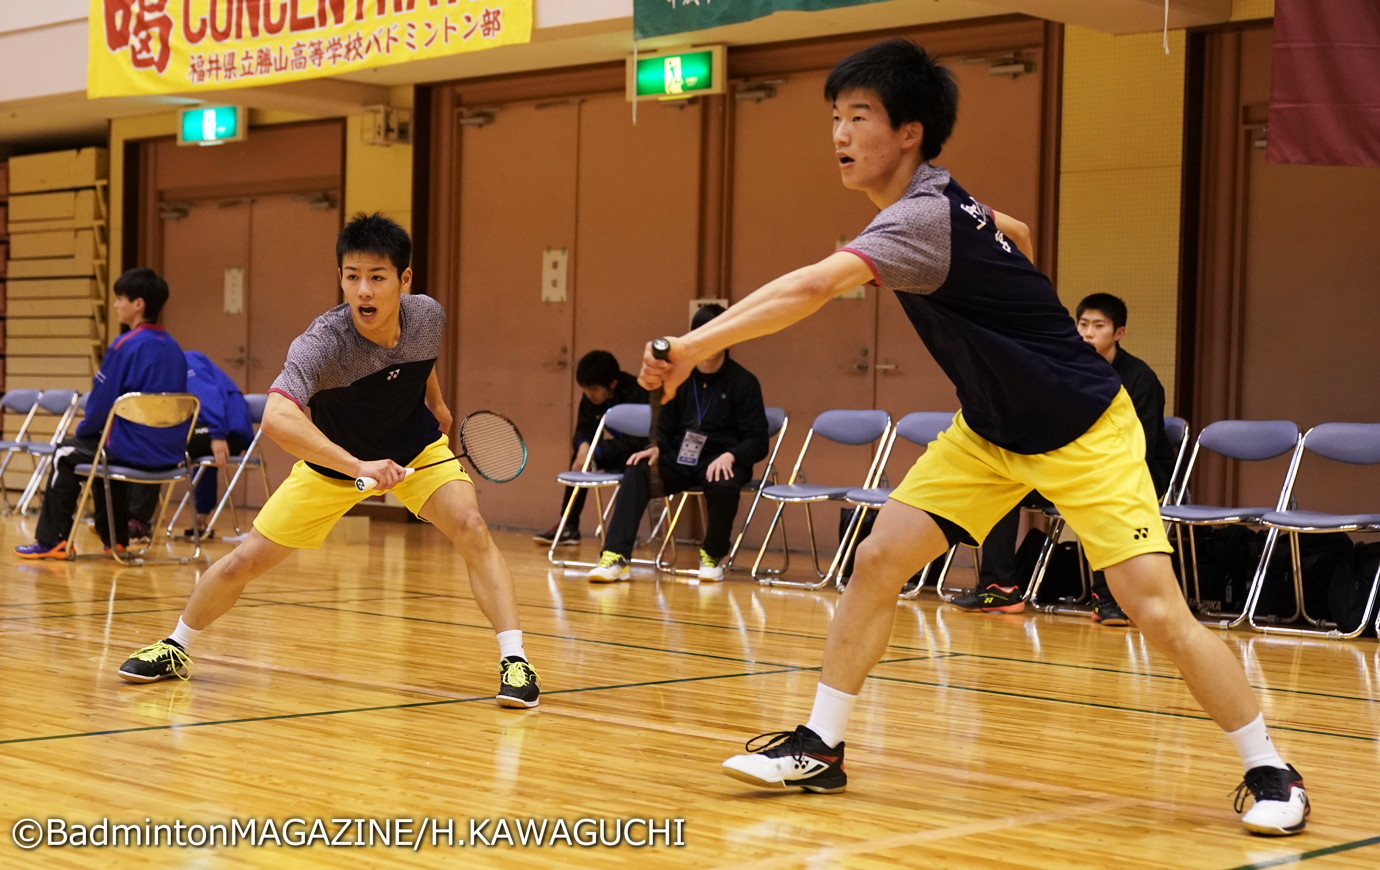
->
[354,410,527,492]
[647,338,671,498]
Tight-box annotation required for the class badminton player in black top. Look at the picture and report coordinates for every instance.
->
[639,40,1307,835]
[117,213,541,708]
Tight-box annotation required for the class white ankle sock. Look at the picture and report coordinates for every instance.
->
[804,683,857,749]
[1227,713,1288,773]
[497,630,526,661]
[169,618,202,651]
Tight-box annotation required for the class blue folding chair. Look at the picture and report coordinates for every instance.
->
[1160,419,1301,628]
[0,389,46,512]
[750,409,892,589]
[831,411,961,600]
[656,406,788,576]
[1244,423,1380,638]
[547,403,653,570]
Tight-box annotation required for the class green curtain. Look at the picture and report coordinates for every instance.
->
[634,0,884,40]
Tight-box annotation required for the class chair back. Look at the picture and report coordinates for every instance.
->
[1162,416,1191,505]
[1301,422,1380,466]
[1,389,42,415]
[37,389,79,416]
[0,390,43,444]
[893,412,954,447]
[245,393,269,424]
[1174,419,1300,511]
[784,409,892,488]
[602,403,652,439]
[112,393,202,429]
[1196,420,1298,461]
[811,409,890,446]
[765,407,787,438]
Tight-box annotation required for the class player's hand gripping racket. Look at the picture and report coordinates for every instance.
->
[647,338,671,499]
[354,411,528,492]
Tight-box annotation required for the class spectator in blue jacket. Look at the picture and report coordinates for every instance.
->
[15,268,187,558]
[127,350,254,540]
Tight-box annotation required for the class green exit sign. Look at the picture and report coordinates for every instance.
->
[627,46,725,102]
[178,106,246,146]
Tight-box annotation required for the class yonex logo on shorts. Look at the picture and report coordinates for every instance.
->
[1133,527,1149,540]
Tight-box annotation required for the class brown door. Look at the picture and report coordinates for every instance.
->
[874,58,1044,418]
[574,92,703,368]
[160,200,253,388]
[454,100,580,528]
[730,69,881,490]
[160,193,341,498]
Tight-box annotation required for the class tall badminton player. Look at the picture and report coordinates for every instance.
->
[117,213,541,708]
[639,40,1308,835]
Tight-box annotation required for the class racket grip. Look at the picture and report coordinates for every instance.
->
[353,467,416,492]
[651,337,671,360]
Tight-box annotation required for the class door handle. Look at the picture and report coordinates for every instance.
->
[875,363,898,373]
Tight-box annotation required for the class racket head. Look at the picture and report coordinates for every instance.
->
[458,411,527,483]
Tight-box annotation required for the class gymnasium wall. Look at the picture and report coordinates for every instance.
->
[1056,27,1185,413]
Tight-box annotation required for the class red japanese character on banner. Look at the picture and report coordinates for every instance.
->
[103,0,173,74]
[480,8,503,38]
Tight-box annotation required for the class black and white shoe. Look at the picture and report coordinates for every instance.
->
[722,725,846,794]
[1234,764,1309,835]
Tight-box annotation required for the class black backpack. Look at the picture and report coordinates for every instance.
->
[1327,541,1380,637]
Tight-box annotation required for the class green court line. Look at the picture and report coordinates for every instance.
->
[303,597,1380,708]
[866,673,1379,743]
[1223,834,1380,869]
[0,668,801,746]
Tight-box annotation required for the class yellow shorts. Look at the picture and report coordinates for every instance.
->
[889,388,1172,571]
[253,436,472,549]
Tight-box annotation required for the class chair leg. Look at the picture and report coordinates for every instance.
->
[759,502,835,590]
[831,506,872,593]
[751,503,790,583]
[16,455,52,516]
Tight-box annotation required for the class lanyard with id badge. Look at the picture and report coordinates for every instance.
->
[677,377,717,465]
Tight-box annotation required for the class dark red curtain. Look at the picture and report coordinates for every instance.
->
[1267,0,1380,167]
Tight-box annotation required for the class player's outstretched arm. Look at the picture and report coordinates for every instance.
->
[641,250,873,399]
[261,392,406,488]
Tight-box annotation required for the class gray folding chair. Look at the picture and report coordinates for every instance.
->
[71,392,204,565]
[655,406,788,577]
[831,411,963,600]
[1160,419,1301,628]
[546,403,652,570]
[1027,415,1193,615]
[1244,423,1380,638]
[166,393,273,540]
[0,389,46,512]
[750,409,892,589]
[14,391,85,516]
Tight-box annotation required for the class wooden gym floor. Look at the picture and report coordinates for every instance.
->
[0,513,1377,869]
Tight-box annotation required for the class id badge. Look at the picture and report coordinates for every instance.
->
[677,430,708,465]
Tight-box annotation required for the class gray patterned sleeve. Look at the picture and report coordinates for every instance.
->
[269,317,334,407]
[842,196,952,295]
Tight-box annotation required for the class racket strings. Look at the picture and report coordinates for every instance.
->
[460,413,527,482]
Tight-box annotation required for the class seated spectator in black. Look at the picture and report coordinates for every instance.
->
[533,350,648,546]
[127,350,254,541]
[14,268,187,558]
[950,292,1174,624]
[586,304,768,583]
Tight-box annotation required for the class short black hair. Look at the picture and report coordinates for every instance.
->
[337,212,411,276]
[1076,293,1128,331]
[114,267,170,322]
[691,302,726,331]
[575,350,620,388]
[824,38,958,161]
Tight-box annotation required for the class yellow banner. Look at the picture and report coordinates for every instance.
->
[89,0,533,98]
